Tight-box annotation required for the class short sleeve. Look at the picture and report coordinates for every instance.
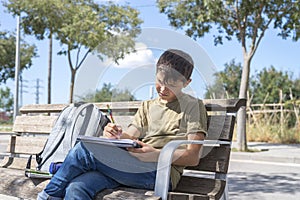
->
[128,101,149,138]
[186,99,208,136]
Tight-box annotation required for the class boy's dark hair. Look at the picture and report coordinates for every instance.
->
[156,49,194,83]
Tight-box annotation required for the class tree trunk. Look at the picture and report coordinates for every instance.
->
[47,33,53,104]
[236,57,251,151]
[69,68,76,103]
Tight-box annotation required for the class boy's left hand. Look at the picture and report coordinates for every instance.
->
[127,140,160,162]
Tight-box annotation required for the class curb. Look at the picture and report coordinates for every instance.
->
[231,142,300,165]
[231,151,300,165]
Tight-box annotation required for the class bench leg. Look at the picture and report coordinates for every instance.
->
[0,157,14,168]
[220,181,229,200]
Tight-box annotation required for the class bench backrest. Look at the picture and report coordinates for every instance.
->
[4,98,246,199]
[10,99,246,171]
[192,98,245,174]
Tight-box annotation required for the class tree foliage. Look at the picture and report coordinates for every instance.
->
[0,30,37,83]
[4,0,68,104]
[158,0,300,96]
[158,0,300,43]
[250,66,295,104]
[5,0,143,103]
[0,86,13,112]
[205,59,242,99]
[77,83,136,102]
[207,62,300,105]
[292,78,300,100]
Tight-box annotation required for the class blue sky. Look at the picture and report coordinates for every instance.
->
[1,0,300,106]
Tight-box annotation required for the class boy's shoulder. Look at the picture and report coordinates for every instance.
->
[178,93,204,103]
[140,98,159,107]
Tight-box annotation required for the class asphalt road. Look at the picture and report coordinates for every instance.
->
[228,159,300,200]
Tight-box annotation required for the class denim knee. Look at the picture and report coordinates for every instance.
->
[65,181,94,200]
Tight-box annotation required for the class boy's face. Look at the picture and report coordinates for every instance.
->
[155,71,190,102]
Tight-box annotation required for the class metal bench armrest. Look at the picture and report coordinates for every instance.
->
[154,140,230,200]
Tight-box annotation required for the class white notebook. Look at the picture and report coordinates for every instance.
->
[77,135,141,148]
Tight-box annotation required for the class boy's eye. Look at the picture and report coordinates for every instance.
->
[156,79,163,85]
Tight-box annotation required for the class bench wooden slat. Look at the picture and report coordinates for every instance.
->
[95,102,141,113]
[173,177,225,199]
[186,145,231,173]
[206,115,235,141]
[19,99,246,114]
[12,116,57,134]
[98,187,161,200]
[20,104,68,114]
[203,98,246,112]
[7,136,47,154]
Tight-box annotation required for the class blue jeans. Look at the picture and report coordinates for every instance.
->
[37,142,168,200]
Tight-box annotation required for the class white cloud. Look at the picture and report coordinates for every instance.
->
[110,43,156,69]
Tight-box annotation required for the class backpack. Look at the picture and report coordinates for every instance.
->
[25,102,110,177]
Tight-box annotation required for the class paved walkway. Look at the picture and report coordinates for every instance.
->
[231,142,300,164]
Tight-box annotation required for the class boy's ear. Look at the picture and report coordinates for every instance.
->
[184,79,192,87]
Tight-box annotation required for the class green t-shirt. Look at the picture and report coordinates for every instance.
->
[129,93,207,189]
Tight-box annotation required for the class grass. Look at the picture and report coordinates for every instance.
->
[246,123,300,144]
[0,121,13,132]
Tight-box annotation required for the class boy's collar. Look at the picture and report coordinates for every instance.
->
[157,93,185,104]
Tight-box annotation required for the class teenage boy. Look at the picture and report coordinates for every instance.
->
[38,49,207,200]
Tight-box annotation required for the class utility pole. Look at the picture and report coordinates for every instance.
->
[13,16,21,121]
[20,76,28,107]
[34,78,43,104]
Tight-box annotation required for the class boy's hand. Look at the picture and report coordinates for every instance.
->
[103,123,122,139]
[127,140,160,162]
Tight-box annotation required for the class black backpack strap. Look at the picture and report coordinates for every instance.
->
[26,155,32,169]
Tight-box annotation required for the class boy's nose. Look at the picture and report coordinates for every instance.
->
[160,85,167,91]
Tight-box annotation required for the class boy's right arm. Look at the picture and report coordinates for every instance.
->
[103,123,141,140]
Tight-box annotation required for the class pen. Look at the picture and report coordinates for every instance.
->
[106,104,115,123]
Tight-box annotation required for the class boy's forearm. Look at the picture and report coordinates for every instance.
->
[120,125,141,140]
[120,132,136,139]
[171,132,205,166]
[171,147,202,166]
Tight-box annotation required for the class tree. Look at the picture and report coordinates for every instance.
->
[205,59,242,99]
[250,66,294,104]
[4,0,63,104]
[0,30,37,83]
[0,86,13,112]
[291,77,300,100]
[5,0,142,103]
[77,83,136,102]
[158,0,300,150]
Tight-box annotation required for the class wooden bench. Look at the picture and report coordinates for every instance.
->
[0,98,246,200]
